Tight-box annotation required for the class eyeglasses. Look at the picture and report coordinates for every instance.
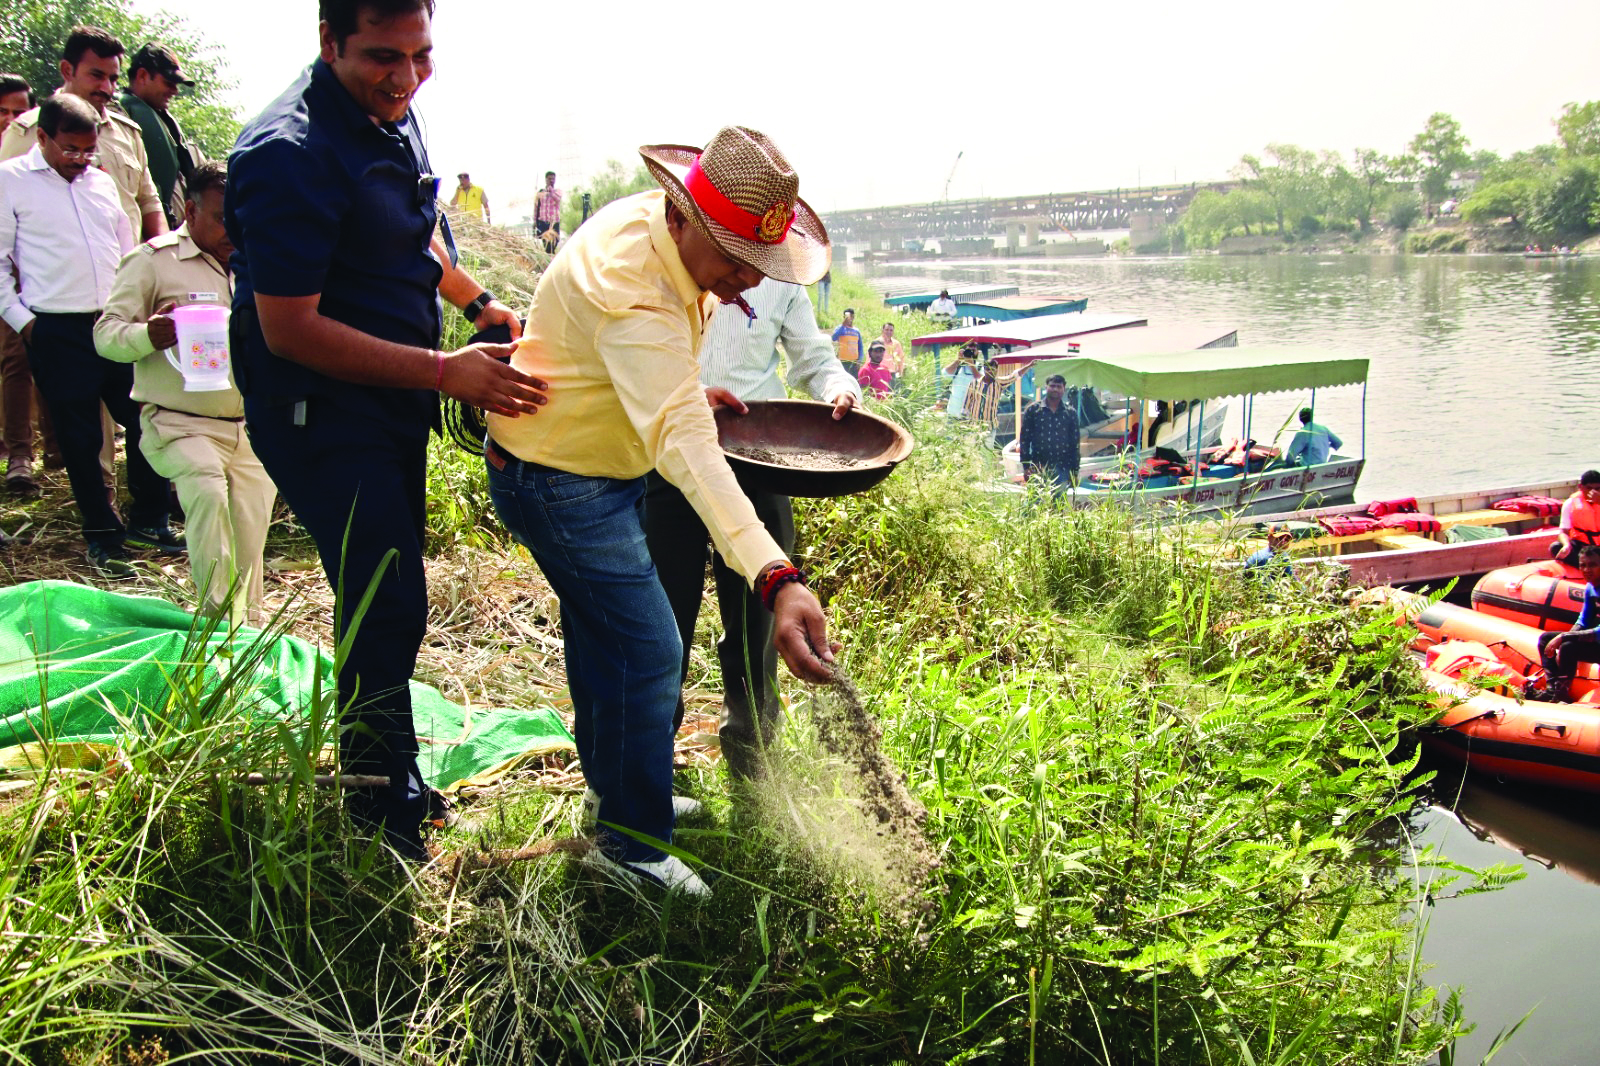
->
[46,136,98,163]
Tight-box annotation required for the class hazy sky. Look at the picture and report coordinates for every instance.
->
[133,0,1600,223]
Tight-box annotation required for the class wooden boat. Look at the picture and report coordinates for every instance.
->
[915,312,1150,428]
[910,310,1148,361]
[1245,479,1576,587]
[1523,250,1583,259]
[1030,345,1369,515]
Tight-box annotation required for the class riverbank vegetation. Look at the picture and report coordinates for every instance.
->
[0,254,1517,1063]
[1161,104,1600,253]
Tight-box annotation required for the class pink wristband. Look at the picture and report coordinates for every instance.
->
[433,351,444,391]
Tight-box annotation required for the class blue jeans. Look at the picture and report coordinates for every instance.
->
[486,448,681,863]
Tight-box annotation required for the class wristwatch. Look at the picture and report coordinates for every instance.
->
[462,291,495,324]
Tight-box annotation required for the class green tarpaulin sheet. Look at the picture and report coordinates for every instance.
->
[0,580,573,789]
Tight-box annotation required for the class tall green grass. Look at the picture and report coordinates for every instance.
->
[0,267,1513,1063]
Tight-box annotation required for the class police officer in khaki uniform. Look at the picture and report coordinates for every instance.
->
[95,161,276,622]
[0,26,167,501]
[0,27,165,241]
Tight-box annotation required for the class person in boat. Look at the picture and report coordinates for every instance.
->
[1551,469,1600,565]
[928,288,957,319]
[1244,523,1294,580]
[1528,545,1600,702]
[1285,407,1342,467]
[1018,372,1079,491]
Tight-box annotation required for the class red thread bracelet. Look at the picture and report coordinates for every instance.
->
[758,564,807,611]
[433,350,444,391]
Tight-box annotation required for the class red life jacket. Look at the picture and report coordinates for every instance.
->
[1376,512,1442,533]
[1493,494,1563,519]
[1319,514,1381,537]
[1366,497,1419,518]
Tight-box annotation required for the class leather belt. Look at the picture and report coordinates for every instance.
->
[484,435,511,471]
[153,403,244,423]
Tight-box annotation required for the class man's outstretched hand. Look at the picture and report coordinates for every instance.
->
[773,582,839,683]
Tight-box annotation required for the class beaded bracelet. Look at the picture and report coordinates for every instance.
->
[757,564,807,612]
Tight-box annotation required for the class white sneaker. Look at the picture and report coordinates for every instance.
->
[600,852,712,897]
[579,787,703,832]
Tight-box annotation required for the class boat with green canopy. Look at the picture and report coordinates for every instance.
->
[1029,345,1370,514]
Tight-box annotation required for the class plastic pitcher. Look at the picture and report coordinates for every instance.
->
[164,304,231,392]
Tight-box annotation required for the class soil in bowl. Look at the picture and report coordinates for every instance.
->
[724,445,874,470]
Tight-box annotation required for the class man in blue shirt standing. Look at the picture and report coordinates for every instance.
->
[226,0,546,858]
[1285,406,1342,467]
[1530,545,1600,703]
[1017,372,1079,492]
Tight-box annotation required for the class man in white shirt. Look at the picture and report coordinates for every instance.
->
[643,277,861,778]
[928,288,958,318]
[0,94,174,577]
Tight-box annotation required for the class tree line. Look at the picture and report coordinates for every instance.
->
[1168,104,1600,250]
[2,0,241,158]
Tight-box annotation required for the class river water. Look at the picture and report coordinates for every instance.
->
[856,252,1600,1063]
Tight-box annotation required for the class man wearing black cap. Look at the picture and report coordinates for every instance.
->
[121,43,205,229]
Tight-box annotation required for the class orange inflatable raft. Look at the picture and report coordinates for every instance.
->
[1413,601,1600,791]
[1421,669,1600,793]
[1470,560,1587,632]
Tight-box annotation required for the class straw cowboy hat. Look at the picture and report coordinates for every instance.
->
[639,126,830,286]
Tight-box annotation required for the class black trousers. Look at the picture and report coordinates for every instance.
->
[25,311,167,548]
[642,469,793,778]
[1538,630,1600,681]
[245,398,431,838]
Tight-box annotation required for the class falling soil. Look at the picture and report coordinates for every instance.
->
[756,671,938,920]
[726,445,871,470]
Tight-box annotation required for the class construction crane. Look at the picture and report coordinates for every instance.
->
[943,151,963,201]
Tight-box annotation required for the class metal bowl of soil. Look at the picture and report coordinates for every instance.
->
[715,400,915,498]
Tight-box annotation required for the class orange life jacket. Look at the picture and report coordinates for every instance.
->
[1567,492,1600,546]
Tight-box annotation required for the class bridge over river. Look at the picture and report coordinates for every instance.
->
[822,181,1235,246]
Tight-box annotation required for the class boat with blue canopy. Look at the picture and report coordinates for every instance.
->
[882,283,1019,311]
[950,294,1088,321]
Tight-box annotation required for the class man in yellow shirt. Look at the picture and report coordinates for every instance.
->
[448,171,488,223]
[95,161,277,623]
[485,126,838,896]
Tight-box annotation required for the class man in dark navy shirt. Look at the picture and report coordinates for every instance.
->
[1531,546,1600,703]
[1018,373,1079,492]
[226,0,546,858]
